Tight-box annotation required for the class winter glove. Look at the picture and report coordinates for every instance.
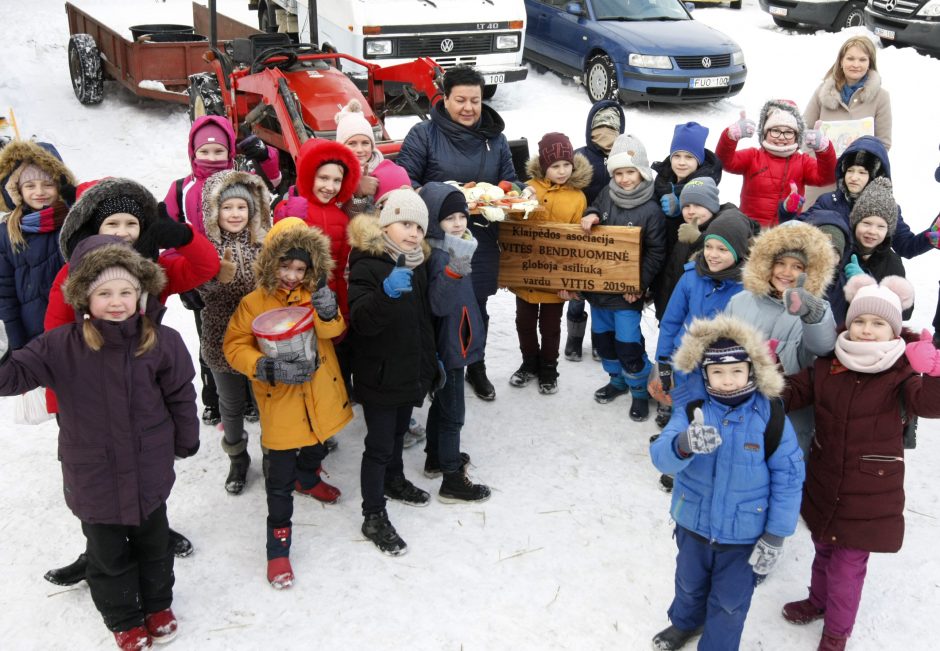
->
[358,174,379,198]
[905,329,940,377]
[444,232,478,278]
[520,185,537,200]
[783,273,827,324]
[749,533,785,576]
[726,110,756,142]
[429,358,447,401]
[383,254,413,298]
[804,121,830,153]
[276,188,308,220]
[926,213,940,249]
[178,289,205,311]
[767,338,780,365]
[175,440,200,459]
[677,218,702,245]
[657,360,674,393]
[237,134,269,162]
[782,181,804,214]
[677,407,722,455]
[311,276,338,321]
[60,182,77,206]
[447,249,472,276]
[216,249,236,284]
[255,356,316,386]
[660,192,680,218]
[141,207,195,251]
[843,253,865,280]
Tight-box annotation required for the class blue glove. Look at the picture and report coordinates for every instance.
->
[660,192,680,217]
[843,254,864,280]
[383,254,413,298]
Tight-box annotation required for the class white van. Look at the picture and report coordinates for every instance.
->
[250,0,528,97]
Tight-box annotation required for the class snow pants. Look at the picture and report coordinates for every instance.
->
[266,445,328,541]
[361,402,413,515]
[808,539,870,638]
[425,368,466,474]
[590,306,651,397]
[515,297,564,363]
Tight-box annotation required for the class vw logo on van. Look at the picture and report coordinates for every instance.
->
[701,57,712,68]
[440,38,455,53]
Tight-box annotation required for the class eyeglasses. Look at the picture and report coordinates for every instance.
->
[767,127,797,141]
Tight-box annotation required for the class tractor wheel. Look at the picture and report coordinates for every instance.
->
[188,73,224,123]
[482,84,498,100]
[830,1,865,31]
[585,53,618,103]
[68,34,103,105]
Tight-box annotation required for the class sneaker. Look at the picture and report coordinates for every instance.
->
[403,417,426,449]
[114,626,152,651]
[362,509,408,556]
[509,358,539,388]
[323,437,338,453]
[591,346,600,361]
[655,403,672,428]
[658,474,674,493]
[423,452,471,479]
[651,624,703,650]
[295,478,341,504]
[267,557,294,589]
[225,451,250,495]
[144,608,178,644]
[243,402,259,424]
[466,361,496,400]
[168,529,194,558]
[817,631,847,651]
[439,469,491,503]
[782,599,825,625]
[594,382,629,404]
[630,396,650,422]
[564,336,583,362]
[537,361,559,395]
[384,475,430,507]
[201,405,220,427]
[44,553,87,586]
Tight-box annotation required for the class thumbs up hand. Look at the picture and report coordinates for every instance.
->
[216,248,236,284]
[727,110,756,141]
[678,407,723,455]
[783,272,827,323]
[311,275,338,321]
[382,254,414,298]
[804,120,830,152]
[783,181,804,214]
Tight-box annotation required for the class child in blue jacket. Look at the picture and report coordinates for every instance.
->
[650,315,805,651]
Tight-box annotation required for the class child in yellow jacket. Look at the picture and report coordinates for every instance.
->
[223,217,352,589]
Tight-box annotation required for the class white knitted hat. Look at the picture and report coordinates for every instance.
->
[379,188,429,233]
[335,99,375,147]
[606,134,653,181]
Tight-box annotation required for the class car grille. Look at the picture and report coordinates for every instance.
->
[397,34,494,58]
[870,0,919,14]
[674,54,732,70]
[434,56,478,69]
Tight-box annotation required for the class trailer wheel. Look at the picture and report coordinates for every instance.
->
[188,73,224,123]
[482,85,498,100]
[68,34,103,105]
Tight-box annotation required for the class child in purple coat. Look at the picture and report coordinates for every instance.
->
[0,235,199,651]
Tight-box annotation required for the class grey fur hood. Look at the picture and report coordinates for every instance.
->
[200,170,271,243]
[0,140,77,211]
[742,221,838,298]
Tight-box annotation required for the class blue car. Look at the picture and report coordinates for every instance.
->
[523,0,747,104]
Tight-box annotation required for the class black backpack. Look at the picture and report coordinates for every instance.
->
[684,397,786,462]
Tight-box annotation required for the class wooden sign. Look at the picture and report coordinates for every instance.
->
[497,221,642,294]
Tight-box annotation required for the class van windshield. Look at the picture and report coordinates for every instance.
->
[593,0,689,21]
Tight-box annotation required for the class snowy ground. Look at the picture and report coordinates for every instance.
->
[1,1,940,649]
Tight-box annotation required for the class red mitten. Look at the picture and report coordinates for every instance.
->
[905,329,940,377]
[783,182,804,214]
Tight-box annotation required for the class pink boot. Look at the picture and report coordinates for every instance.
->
[782,598,825,625]
[818,631,847,651]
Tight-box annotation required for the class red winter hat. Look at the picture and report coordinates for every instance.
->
[193,122,230,152]
[538,132,574,173]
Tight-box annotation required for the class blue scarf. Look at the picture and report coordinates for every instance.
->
[840,76,867,106]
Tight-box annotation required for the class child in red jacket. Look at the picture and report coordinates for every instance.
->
[716,99,836,228]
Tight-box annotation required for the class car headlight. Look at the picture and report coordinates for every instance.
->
[917,0,940,16]
[628,53,672,69]
[365,40,393,56]
[732,50,745,66]
[496,34,519,49]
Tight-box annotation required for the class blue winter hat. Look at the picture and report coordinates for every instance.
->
[670,122,709,165]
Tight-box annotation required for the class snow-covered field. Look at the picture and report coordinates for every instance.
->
[1,1,939,648]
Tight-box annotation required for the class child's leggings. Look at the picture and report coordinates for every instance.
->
[809,539,870,638]
[515,297,564,362]
[590,306,651,396]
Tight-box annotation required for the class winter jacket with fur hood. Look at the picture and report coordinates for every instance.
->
[511,153,592,304]
[224,218,352,450]
[0,237,199,526]
[0,140,76,350]
[651,315,805,545]
[725,221,838,375]
[346,212,437,407]
[804,69,891,151]
[574,99,625,204]
[197,171,270,373]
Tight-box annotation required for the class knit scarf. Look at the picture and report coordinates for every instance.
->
[382,233,425,269]
[840,76,867,106]
[607,177,655,209]
[19,200,69,234]
[364,150,386,174]
[761,140,799,158]
[695,253,742,283]
[833,331,905,374]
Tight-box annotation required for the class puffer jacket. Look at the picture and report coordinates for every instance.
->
[785,349,940,552]
[224,218,352,450]
[196,171,270,373]
[804,70,891,150]
[798,208,854,325]
[511,154,592,304]
[397,100,517,299]
[651,315,805,544]
[346,212,437,407]
[0,237,198,526]
[574,99,625,204]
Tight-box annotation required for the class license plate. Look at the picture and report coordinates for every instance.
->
[769,5,787,15]
[690,76,730,89]
[873,27,895,40]
[483,73,505,85]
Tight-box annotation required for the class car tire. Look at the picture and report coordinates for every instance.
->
[830,1,864,31]
[482,84,498,100]
[68,34,104,105]
[585,53,618,103]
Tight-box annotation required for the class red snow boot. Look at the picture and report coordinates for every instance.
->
[782,598,825,625]
[818,631,847,651]
[144,608,178,644]
[113,626,152,650]
[295,479,341,504]
[267,557,294,589]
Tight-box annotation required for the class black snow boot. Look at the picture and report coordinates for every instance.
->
[564,315,587,362]
[225,451,251,495]
[43,554,87,586]
[438,469,491,503]
[594,379,629,404]
[655,403,673,428]
[384,475,430,507]
[362,510,408,556]
[201,405,221,426]
[630,396,650,422]
[424,451,471,479]
[537,360,559,395]
[466,361,496,401]
[652,624,704,650]
[243,401,259,423]
[509,356,539,388]
[168,529,194,558]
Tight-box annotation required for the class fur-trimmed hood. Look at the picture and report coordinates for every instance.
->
[524,152,593,189]
[62,235,167,315]
[201,170,271,243]
[0,140,77,211]
[817,69,883,111]
[742,221,837,297]
[673,314,784,398]
[59,177,159,260]
[254,217,334,294]
[295,138,362,207]
[346,211,432,258]
[188,116,236,171]
[758,99,806,148]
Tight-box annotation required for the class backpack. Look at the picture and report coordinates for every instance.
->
[684,397,785,462]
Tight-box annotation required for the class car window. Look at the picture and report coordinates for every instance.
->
[593,0,689,20]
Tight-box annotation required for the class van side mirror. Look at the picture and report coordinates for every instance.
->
[684,2,695,11]
[566,2,585,16]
